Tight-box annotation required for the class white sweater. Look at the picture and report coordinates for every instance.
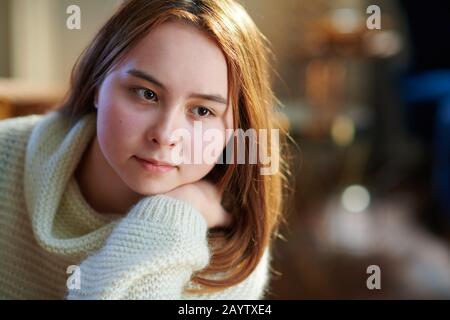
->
[0,111,271,299]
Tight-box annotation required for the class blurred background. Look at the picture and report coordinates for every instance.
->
[0,0,449,299]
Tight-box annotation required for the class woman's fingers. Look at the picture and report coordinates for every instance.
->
[163,179,232,229]
[193,179,232,229]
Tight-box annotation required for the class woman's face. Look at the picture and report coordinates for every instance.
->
[95,20,233,195]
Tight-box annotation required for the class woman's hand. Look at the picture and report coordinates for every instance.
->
[163,179,232,229]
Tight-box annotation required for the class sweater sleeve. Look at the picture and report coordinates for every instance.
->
[65,194,210,300]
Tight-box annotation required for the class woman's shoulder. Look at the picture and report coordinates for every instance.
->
[0,113,48,154]
[0,113,45,137]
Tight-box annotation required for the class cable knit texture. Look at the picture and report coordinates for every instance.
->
[0,111,271,300]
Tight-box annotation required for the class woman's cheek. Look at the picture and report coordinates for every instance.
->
[99,104,139,163]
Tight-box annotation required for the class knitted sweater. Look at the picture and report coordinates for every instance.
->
[0,111,271,299]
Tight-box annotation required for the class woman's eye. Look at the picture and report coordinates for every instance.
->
[192,106,214,118]
[134,88,158,102]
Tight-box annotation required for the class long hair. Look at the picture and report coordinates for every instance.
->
[59,0,293,294]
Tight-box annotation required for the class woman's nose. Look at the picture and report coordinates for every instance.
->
[146,108,182,148]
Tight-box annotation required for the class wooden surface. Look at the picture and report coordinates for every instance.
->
[0,78,66,119]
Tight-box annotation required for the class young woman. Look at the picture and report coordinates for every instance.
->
[0,0,291,299]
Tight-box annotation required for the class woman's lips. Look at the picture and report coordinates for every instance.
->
[134,156,176,173]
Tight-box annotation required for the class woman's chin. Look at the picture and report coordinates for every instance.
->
[127,180,179,197]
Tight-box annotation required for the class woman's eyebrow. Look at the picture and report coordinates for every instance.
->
[190,93,228,105]
[126,68,228,105]
[127,69,164,88]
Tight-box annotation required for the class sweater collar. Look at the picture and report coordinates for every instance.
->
[24,111,119,258]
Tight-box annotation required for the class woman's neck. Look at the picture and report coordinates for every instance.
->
[75,136,143,215]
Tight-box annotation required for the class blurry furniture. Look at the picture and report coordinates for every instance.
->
[0,97,12,119]
[0,78,65,120]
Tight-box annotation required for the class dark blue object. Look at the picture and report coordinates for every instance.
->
[403,71,450,218]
